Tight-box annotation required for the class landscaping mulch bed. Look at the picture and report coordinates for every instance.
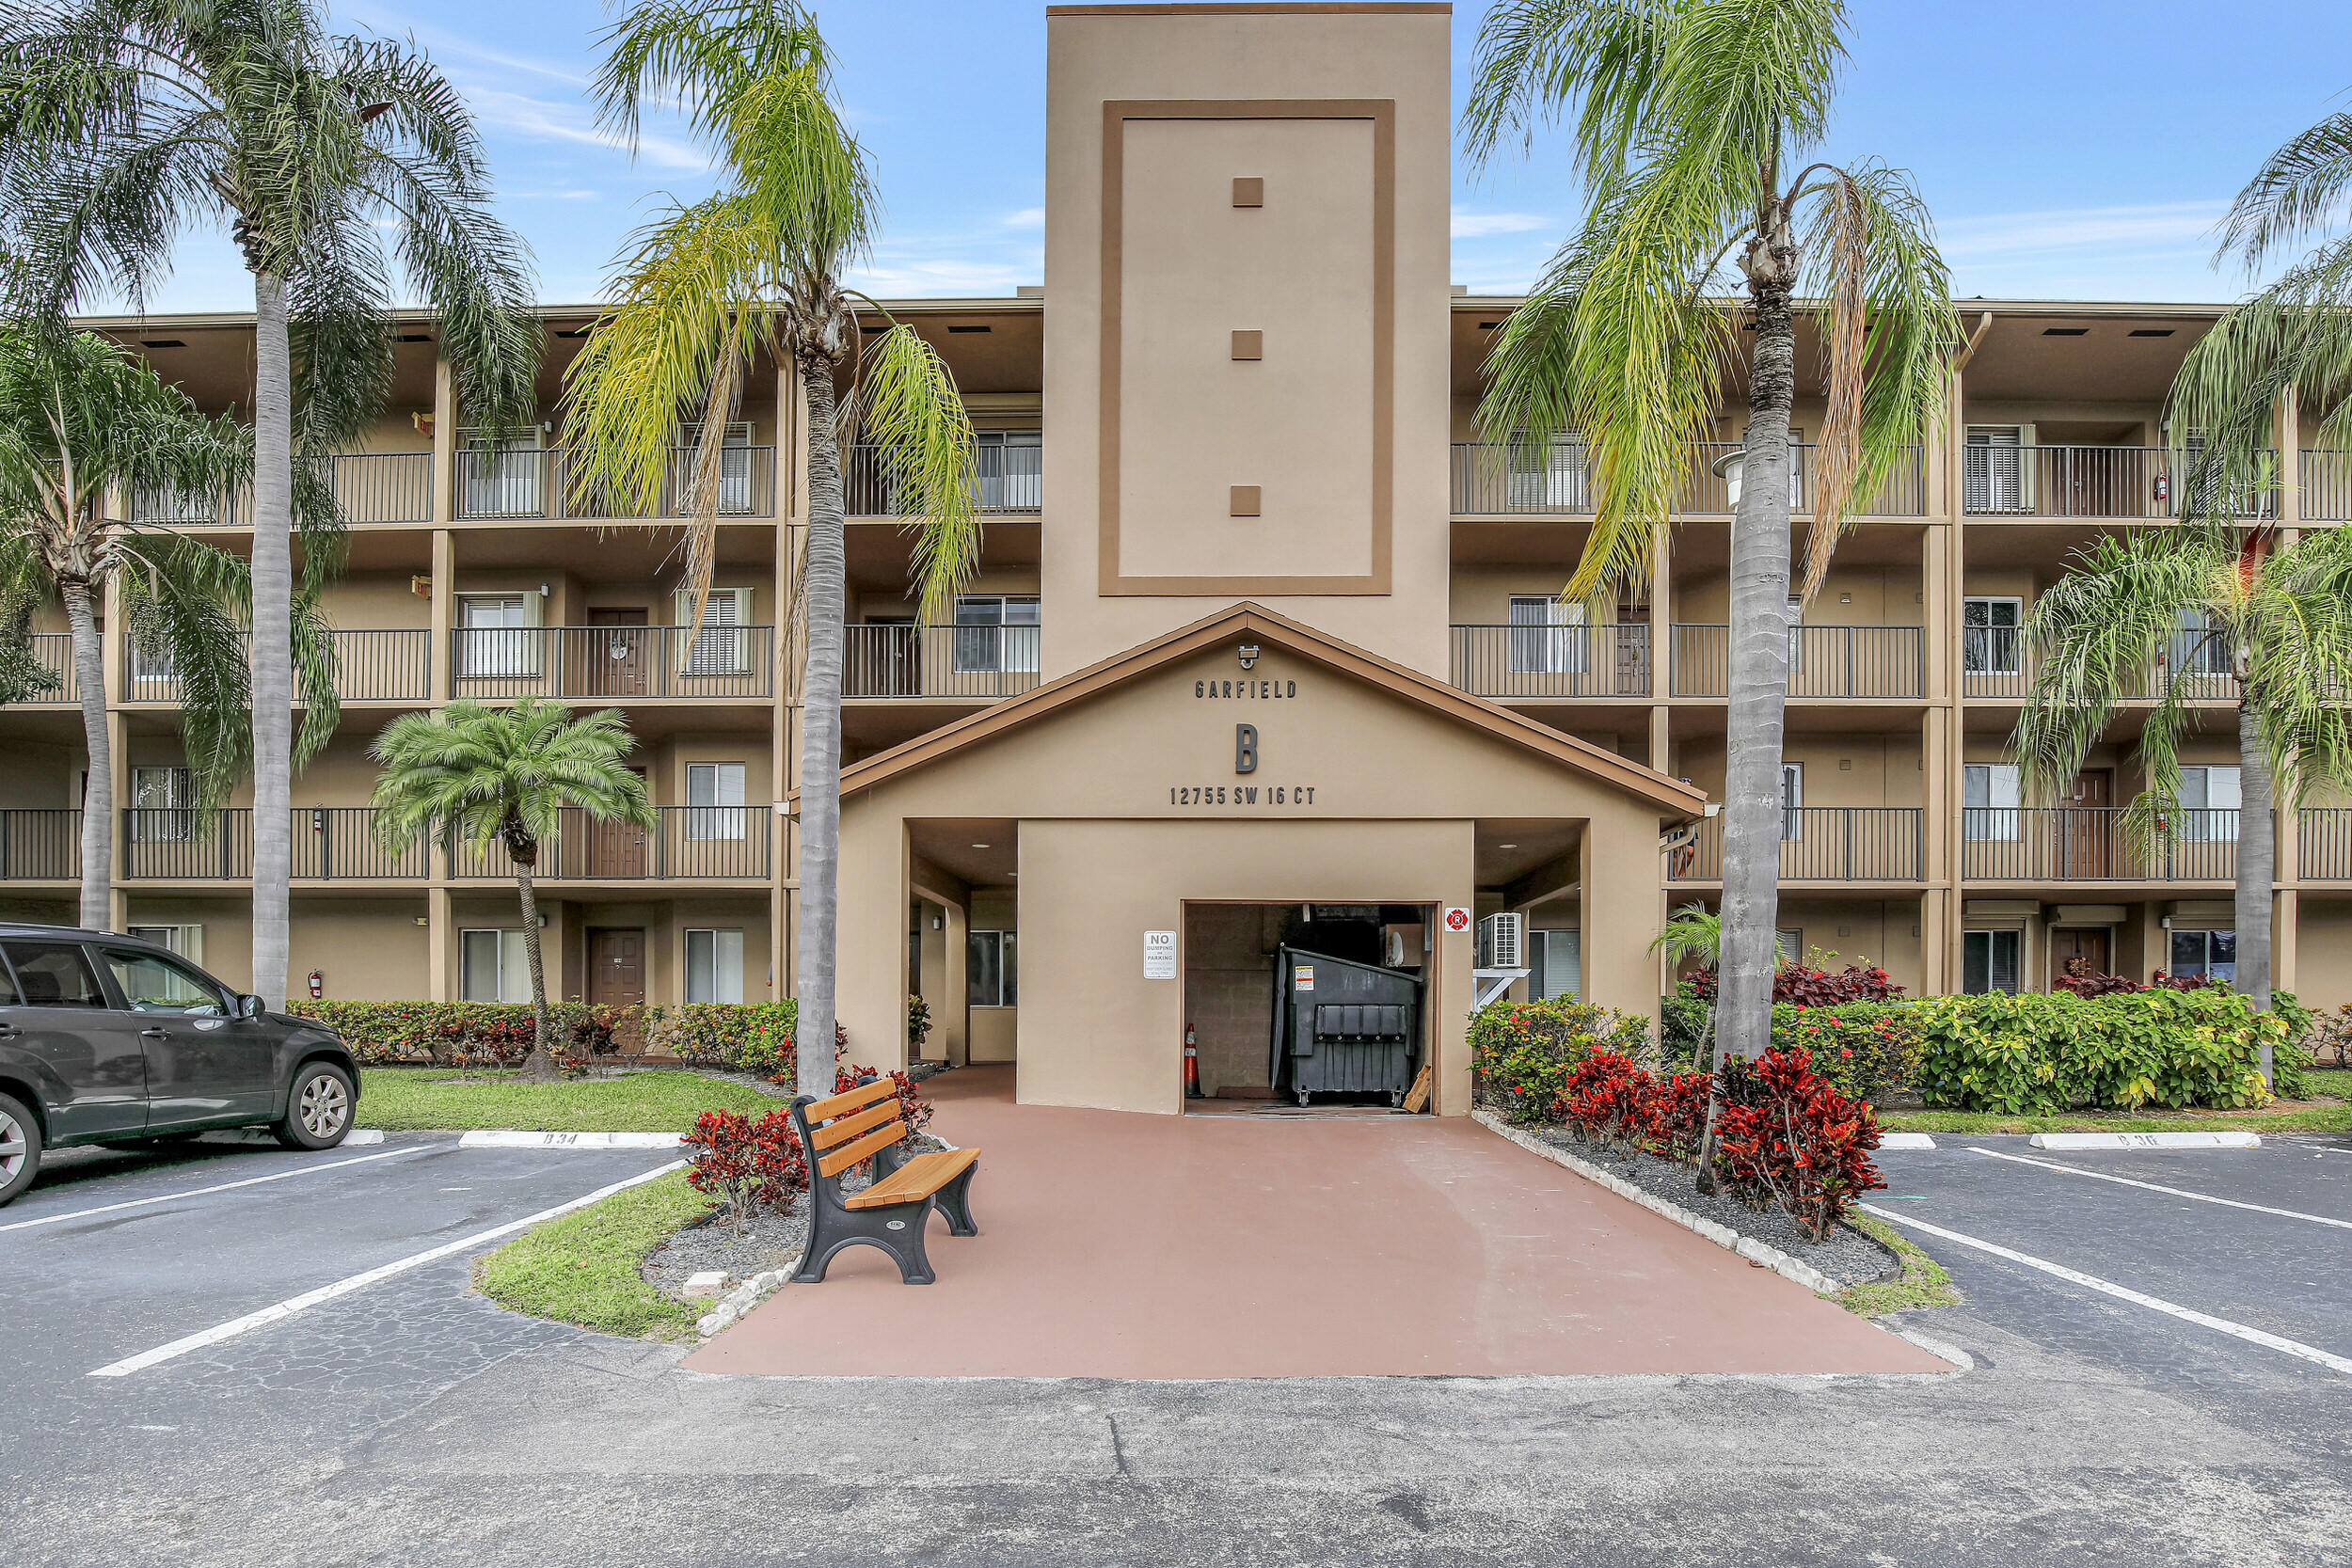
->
[642,1201,812,1300]
[1531,1128,1897,1289]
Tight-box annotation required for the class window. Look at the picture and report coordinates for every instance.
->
[1963,763,2022,841]
[2177,766,2241,842]
[952,597,1041,675]
[127,925,203,965]
[1508,595,1588,675]
[1776,927,1804,964]
[969,929,1017,1007]
[1963,596,2024,674]
[685,762,747,840]
[676,420,754,515]
[460,431,543,517]
[685,928,745,1004]
[1964,426,2031,513]
[2169,928,2237,983]
[0,939,108,1007]
[1963,929,2023,994]
[1505,431,1589,510]
[1781,763,1804,841]
[129,639,179,685]
[1529,929,1580,1001]
[2169,608,2229,677]
[675,587,753,675]
[130,765,192,843]
[976,431,1042,511]
[458,594,540,677]
[460,929,531,1003]
[100,945,228,1015]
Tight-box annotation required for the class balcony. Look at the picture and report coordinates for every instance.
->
[1961,627,2240,703]
[844,442,1041,517]
[1449,441,1926,517]
[2299,809,2352,879]
[122,808,426,880]
[1963,445,2276,520]
[11,634,77,704]
[125,628,433,705]
[1668,808,1924,882]
[1669,625,1924,698]
[132,451,434,528]
[456,447,778,521]
[0,808,79,878]
[1961,807,2254,881]
[841,624,1041,699]
[2298,451,2352,522]
[1448,623,1649,699]
[450,806,770,880]
[451,625,773,701]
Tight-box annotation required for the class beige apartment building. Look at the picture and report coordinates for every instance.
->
[4,2,2348,1116]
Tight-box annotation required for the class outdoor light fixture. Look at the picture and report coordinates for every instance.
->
[1710,447,1745,504]
[1499,843,1517,849]
[972,843,991,849]
[1237,643,1260,670]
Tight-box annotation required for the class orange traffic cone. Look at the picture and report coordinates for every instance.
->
[1184,1023,1202,1098]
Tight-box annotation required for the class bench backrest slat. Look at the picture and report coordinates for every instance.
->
[808,1098,900,1152]
[818,1118,907,1179]
[803,1076,898,1123]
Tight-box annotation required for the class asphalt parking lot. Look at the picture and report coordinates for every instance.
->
[2,1128,2347,1566]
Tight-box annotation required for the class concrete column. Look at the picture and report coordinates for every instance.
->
[429,529,454,703]
[1939,361,1970,994]
[2275,889,2298,994]
[427,883,453,1000]
[2278,386,2300,529]
[944,897,970,1066]
[431,358,456,525]
[1579,810,1661,1032]
[1919,886,1947,995]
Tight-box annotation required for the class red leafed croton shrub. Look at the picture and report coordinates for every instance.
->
[1711,1048,1887,1242]
[681,1109,808,1234]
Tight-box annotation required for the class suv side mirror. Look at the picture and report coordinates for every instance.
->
[237,993,265,1021]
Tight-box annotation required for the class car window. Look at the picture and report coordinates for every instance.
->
[98,947,230,1017]
[0,959,17,1006]
[0,941,109,1008]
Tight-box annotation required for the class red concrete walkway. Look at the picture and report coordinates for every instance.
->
[686,1066,1944,1379]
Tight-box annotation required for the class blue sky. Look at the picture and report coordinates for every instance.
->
[131,0,2352,312]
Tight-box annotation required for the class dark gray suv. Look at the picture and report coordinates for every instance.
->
[0,925,360,1208]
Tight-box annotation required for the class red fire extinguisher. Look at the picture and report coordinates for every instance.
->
[1184,1022,1202,1098]
[307,970,324,1000]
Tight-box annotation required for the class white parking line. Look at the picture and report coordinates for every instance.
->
[1859,1203,2352,1378]
[1968,1146,2352,1231]
[87,1159,686,1378]
[0,1146,426,1233]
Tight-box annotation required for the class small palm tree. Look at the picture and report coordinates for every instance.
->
[0,0,540,1006]
[565,0,978,1098]
[369,699,656,1081]
[0,325,336,929]
[1463,0,1963,1080]
[2014,527,2352,1083]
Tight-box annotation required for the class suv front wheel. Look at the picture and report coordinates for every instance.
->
[275,1063,355,1150]
[0,1091,42,1207]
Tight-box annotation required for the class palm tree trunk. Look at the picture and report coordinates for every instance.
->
[794,357,845,1101]
[515,867,555,1081]
[61,579,109,930]
[2235,694,2275,1084]
[248,269,295,1010]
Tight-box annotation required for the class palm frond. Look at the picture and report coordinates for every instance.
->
[2216,107,2352,271]
[853,321,979,625]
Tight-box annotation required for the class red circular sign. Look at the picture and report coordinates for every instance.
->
[1443,908,1470,932]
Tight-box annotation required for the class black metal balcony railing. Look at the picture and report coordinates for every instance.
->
[124,628,433,705]
[131,451,434,529]
[1962,807,2252,881]
[1449,441,1927,517]
[449,806,770,880]
[452,625,773,700]
[456,447,778,521]
[1669,808,1924,881]
[1963,445,2277,520]
[0,808,80,879]
[121,808,426,879]
[2297,451,2352,522]
[1669,625,1925,698]
[843,442,1042,517]
[841,624,1042,698]
[2297,809,2352,879]
[13,634,76,704]
[1961,627,2240,703]
[1448,624,1650,698]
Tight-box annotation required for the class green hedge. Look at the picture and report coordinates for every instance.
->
[294,1000,628,1066]
[1468,996,1651,1124]
[641,1002,800,1073]
[1772,1001,1924,1102]
[1910,987,2299,1114]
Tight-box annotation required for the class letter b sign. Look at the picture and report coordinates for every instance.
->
[1235,723,1258,774]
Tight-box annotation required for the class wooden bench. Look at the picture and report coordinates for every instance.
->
[787,1075,980,1285]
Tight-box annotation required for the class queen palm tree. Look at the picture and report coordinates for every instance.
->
[370,699,657,1081]
[564,1,979,1098]
[0,0,539,1007]
[1462,0,1961,1100]
[0,325,336,930]
[2014,527,2352,1083]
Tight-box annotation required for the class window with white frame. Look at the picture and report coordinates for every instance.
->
[1529,928,1580,1000]
[2169,608,2230,676]
[458,594,540,677]
[1505,430,1590,510]
[460,431,544,517]
[1963,762,2022,841]
[1963,596,2024,674]
[685,762,746,841]
[1963,929,2022,993]
[459,928,532,1003]
[952,597,1041,675]
[675,420,754,515]
[129,765,192,842]
[2168,928,2236,982]
[1964,426,2031,513]
[2177,766,2241,842]
[675,587,753,674]
[126,925,203,965]
[1781,763,1804,840]
[685,928,745,1004]
[976,431,1042,511]
[1776,927,1804,965]
[968,929,1017,1007]
[1508,595,1588,674]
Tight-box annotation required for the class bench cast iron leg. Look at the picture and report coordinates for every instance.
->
[933,1160,980,1237]
[791,1195,941,1285]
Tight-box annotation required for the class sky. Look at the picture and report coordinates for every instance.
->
[121,0,2352,314]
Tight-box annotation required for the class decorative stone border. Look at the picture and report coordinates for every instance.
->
[695,1268,792,1338]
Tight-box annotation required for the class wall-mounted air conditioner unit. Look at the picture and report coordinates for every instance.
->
[1476,911,1524,971]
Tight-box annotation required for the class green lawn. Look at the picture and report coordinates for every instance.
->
[1837,1211,1960,1319]
[476,1168,708,1338]
[1881,1102,2350,1135]
[358,1067,779,1132]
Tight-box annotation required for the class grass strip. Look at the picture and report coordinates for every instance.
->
[1881,1104,2349,1135]
[1838,1210,1960,1318]
[358,1067,778,1132]
[476,1168,708,1339]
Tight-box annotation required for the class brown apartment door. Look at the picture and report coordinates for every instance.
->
[588,928,645,1007]
[2050,927,2111,987]
[1614,603,1650,695]
[2064,770,2113,878]
[584,766,651,877]
[589,608,651,697]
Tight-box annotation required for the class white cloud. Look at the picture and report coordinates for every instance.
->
[1452,209,1549,239]
[1001,207,1046,230]
[462,86,711,173]
[1932,201,2228,262]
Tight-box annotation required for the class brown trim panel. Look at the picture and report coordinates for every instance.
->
[1098,98,1394,597]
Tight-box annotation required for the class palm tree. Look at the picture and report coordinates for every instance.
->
[564,1,979,1099]
[2014,528,2352,1083]
[1463,0,1961,1085]
[369,699,656,1080]
[0,0,540,1006]
[0,325,336,929]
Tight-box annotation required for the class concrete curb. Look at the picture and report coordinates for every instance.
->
[2029,1131,2260,1150]
[696,1268,791,1338]
[1471,1110,1842,1296]
[456,1130,686,1150]
[1879,1132,1937,1150]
